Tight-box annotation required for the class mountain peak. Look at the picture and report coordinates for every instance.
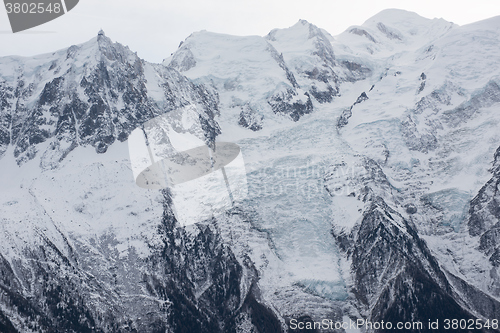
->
[96,29,109,45]
[266,19,325,43]
[365,8,429,22]
[363,8,451,30]
[340,8,455,46]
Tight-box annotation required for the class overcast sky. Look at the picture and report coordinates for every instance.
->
[0,0,499,63]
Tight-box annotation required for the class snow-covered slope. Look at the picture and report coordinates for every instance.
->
[166,31,314,129]
[1,9,500,333]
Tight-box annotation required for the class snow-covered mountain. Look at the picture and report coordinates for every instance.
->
[1,8,500,332]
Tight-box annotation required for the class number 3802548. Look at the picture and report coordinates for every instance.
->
[5,2,62,14]
[443,319,498,330]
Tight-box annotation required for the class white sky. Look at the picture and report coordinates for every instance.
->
[0,0,499,63]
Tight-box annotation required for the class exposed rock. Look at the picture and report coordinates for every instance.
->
[1,32,220,165]
[349,27,377,43]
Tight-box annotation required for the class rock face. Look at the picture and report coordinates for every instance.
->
[145,191,282,333]
[469,147,500,268]
[2,10,500,333]
[327,156,500,332]
[0,191,279,332]
[351,198,474,326]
